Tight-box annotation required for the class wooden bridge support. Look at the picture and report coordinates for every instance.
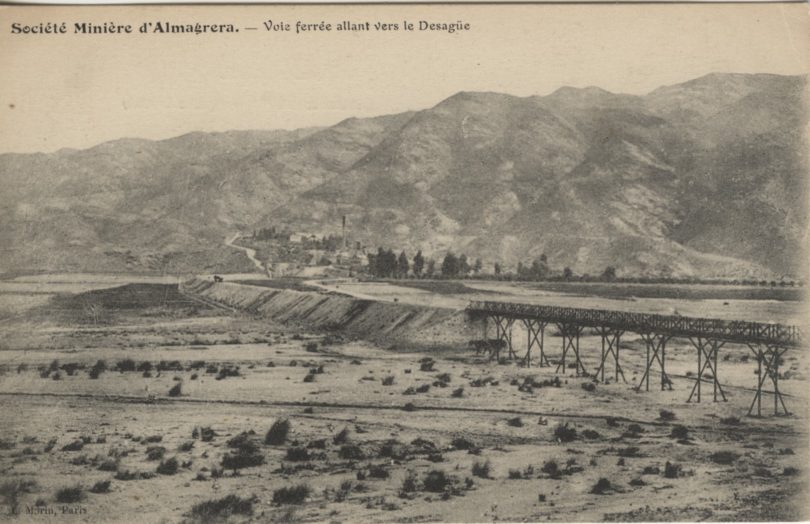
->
[747,344,789,417]
[522,319,549,368]
[492,315,516,361]
[686,338,726,403]
[636,333,672,392]
[555,324,587,377]
[594,327,625,384]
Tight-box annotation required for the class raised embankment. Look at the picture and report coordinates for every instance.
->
[180,279,474,349]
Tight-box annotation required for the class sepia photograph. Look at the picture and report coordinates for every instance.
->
[0,3,808,522]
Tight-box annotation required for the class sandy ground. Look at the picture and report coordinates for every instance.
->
[0,278,807,523]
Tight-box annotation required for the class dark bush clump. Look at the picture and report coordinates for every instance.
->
[178,441,194,452]
[553,423,577,443]
[720,416,741,426]
[222,450,264,471]
[168,383,182,397]
[265,419,290,445]
[582,429,601,440]
[368,464,390,479]
[339,445,364,460]
[61,440,84,452]
[541,460,561,479]
[55,485,84,503]
[590,478,613,494]
[659,409,676,421]
[285,447,310,462]
[90,480,111,494]
[116,359,136,372]
[146,446,166,461]
[305,342,318,353]
[333,427,350,445]
[156,457,179,475]
[472,460,491,479]
[423,469,450,492]
[451,436,476,450]
[663,461,681,478]
[191,494,255,520]
[419,358,435,372]
[670,425,689,440]
[272,484,310,505]
[381,375,395,386]
[507,417,524,428]
[451,387,464,398]
[709,451,739,465]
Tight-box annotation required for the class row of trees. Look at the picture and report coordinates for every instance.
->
[363,247,801,286]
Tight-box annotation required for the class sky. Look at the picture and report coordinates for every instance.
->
[0,3,808,153]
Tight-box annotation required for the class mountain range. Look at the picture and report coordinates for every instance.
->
[0,72,806,278]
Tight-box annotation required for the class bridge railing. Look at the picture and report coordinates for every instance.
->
[466,301,803,347]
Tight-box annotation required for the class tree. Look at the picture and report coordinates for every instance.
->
[516,262,525,279]
[602,266,617,281]
[473,258,483,275]
[397,251,410,278]
[426,259,436,278]
[441,253,459,278]
[530,257,549,280]
[458,254,470,277]
[494,262,502,276]
[413,250,425,278]
[563,267,573,280]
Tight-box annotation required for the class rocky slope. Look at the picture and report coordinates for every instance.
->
[0,73,805,278]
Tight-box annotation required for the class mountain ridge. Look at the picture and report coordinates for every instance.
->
[0,73,806,278]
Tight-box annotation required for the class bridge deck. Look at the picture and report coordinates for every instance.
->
[466,300,803,347]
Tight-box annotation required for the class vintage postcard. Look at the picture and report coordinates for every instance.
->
[0,3,808,522]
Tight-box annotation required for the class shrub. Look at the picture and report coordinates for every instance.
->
[195,427,216,442]
[146,446,166,461]
[423,469,450,492]
[400,471,419,494]
[222,451,265,471]
[168,383,182,397]
[419,358,435,372]
[143,435,162,443]
[472,460,491,479]
[720,416,741,426]
[178,441,194,452]
[709,451,738,465]
[265,419,290,445]
[582,429,601,440]
[136,361,152,372]
[659,409,676,421]
[402,403,417,412]
[339,445,364,460]
[663,461,681,478]
[451,387,464,398]
[542,460,561,479]
[272,484,310,505]
[553,423,577,443]
[303,373,315,383]
[333,427,350,444]
[285,447,310,462]
[451,437,476,450]
[507,417,523,428]
[61,440,84,452]
[368,464,390,479]
[670,425,689,440]
[116,359,136,372]
[381,375,395,386]
[591,478,612,494]
[90,480,111,494]
[98,459,118,472]
[305,342,318,353]
[191,495,256,520]
[55,485,84,503]
[88,360,107,379]
[416,384,431,393]
[508,469,522,479]
[156,457,179,475]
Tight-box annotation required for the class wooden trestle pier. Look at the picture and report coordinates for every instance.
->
[465,301,803,417]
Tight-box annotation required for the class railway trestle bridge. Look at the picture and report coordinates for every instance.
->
[466,301,803,417]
